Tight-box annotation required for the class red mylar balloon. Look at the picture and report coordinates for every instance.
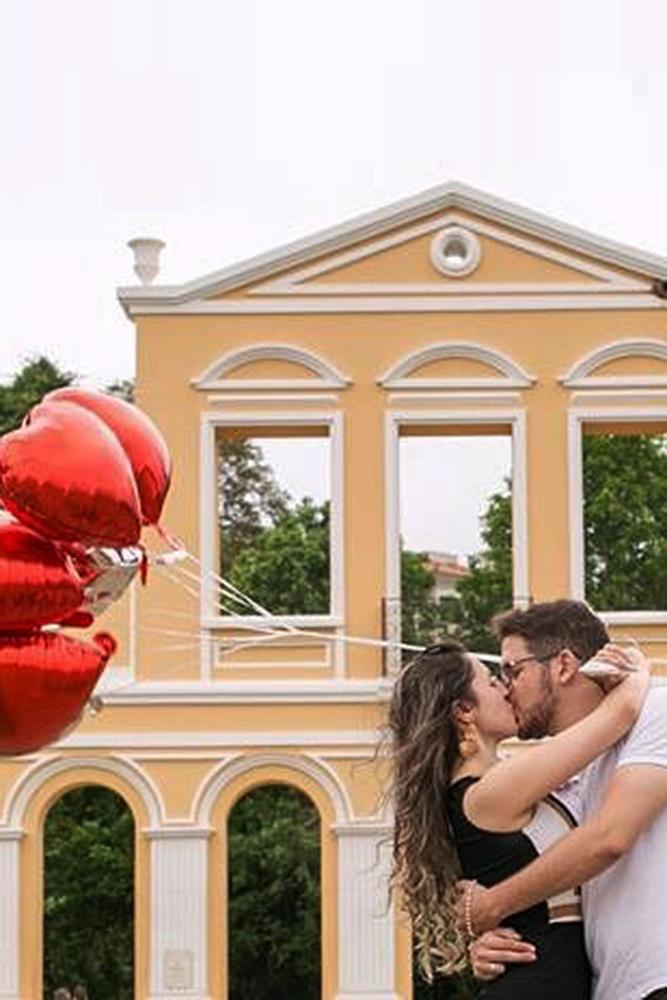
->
[0,631,116,755]
[0,401,142,546]
[46,388,172,525]
[0,516,84,629]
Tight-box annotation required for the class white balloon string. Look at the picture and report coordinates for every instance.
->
[91,546,501,708]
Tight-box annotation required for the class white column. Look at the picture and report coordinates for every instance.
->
[147,828,212,1000]
[0,831,22,1000]
[335,823,399,1000]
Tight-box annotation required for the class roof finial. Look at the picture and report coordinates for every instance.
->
[127,237,165,285]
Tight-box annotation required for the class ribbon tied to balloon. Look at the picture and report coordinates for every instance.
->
[0,388,172,753]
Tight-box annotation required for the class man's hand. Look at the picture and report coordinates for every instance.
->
[469,928,537,981]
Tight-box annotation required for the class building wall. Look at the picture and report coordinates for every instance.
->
[2,195,667,998]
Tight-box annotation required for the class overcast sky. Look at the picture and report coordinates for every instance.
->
[3,0,666,550]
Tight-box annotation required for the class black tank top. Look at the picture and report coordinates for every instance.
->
[445,776,591,999]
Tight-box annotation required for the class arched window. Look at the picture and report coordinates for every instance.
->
[43,785,135,1000]
[227,783,321,999]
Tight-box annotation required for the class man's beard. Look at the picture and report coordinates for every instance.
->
[516,671,556,740]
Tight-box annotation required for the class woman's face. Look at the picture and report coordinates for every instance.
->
[468,656,518,740]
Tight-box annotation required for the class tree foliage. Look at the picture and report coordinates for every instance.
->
[43,787,134,1000]
[218,437,291,576]
[227,499,331,615]
[583,433,667,611]
[228,785,320,1000]
[0,356,73,434]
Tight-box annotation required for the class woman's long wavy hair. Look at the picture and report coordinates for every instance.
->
[386,640,476,981]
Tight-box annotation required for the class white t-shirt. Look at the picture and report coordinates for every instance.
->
[578,687,667,1000]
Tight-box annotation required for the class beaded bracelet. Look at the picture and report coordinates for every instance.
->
[464,880,478,942]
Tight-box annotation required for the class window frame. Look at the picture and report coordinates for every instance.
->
[384,409,529,662]
[200,410,345,631]
[568,405,667,625]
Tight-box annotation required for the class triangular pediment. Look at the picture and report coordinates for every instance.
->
[118,182,667,316]
[243,210,646,299]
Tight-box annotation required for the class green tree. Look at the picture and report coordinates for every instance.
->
[442,483,513,654]
[228,785,320,1000]
[0,356,73,434]
[43,786,134,1000]
[227,498,330,615]
[583,433,667,611]
[218,437,291,577]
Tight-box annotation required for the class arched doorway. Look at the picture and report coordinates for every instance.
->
[227,783,321,1000]
[43,785,135,1000]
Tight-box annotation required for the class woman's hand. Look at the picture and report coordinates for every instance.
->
[469,928,537,980]
[590,643,650,715]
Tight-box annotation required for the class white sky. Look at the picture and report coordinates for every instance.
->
[3,0,667,547]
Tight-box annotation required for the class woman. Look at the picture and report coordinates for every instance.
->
[387,639,648,998]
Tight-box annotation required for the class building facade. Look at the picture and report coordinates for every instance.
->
[2,182,667,998]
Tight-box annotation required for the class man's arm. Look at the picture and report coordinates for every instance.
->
[471,764,667,933]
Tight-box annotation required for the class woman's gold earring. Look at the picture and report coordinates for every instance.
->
[458,726,478,759]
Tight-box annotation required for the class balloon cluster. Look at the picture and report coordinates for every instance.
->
[0,389,171,754]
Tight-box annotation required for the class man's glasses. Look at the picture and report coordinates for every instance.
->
[499,649,562,684]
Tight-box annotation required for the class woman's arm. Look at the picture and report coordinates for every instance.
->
[466,644,649,831]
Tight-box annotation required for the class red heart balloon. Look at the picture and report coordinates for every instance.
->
[46,388,172,525]
[0,631,116,755]
[0,516,84,629]
[0,401,142,546]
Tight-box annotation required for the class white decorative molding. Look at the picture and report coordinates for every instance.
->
[198,410,346,677]
[118,182,667,319]
[191,343,351,391]
[98,679,390,705]
[0,837,20,998]
[388,390,521,405]
[561,338,667,389]
[206,392,340,408]
[378,341,535,390]
[571,388,667,408]
[385,410,530,635]
[568,406,667,622]
[119,293,666,316]
[337,829,395,996]
[2,754,164,829]
[149,835,209,997]
[430,226,481,277]
[56,729,381,751]
[194,752,353,826]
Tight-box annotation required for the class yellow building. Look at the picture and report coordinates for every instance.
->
[3,182,667,998]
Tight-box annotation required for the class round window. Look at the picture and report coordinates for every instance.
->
[430,227,481,277]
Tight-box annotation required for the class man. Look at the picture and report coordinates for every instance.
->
[468,599,667,1000]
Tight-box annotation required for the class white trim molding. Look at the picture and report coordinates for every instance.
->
[191,343,352,391]
[561,338,667,389]
[193,751,353,826]
[568,405,667,624]
[384,409,529,667]
[198,410,345,677]
[2,754,164,829]
[118,182,667,317]
[378,341,535,390]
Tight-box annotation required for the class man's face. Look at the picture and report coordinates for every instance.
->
[500,634,557,739]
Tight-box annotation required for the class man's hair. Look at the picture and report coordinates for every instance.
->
[54,990,72,1000]
[492,599,609,662]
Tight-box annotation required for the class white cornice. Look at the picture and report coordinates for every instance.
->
[98,679,392,705]
[117,182,667,314]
